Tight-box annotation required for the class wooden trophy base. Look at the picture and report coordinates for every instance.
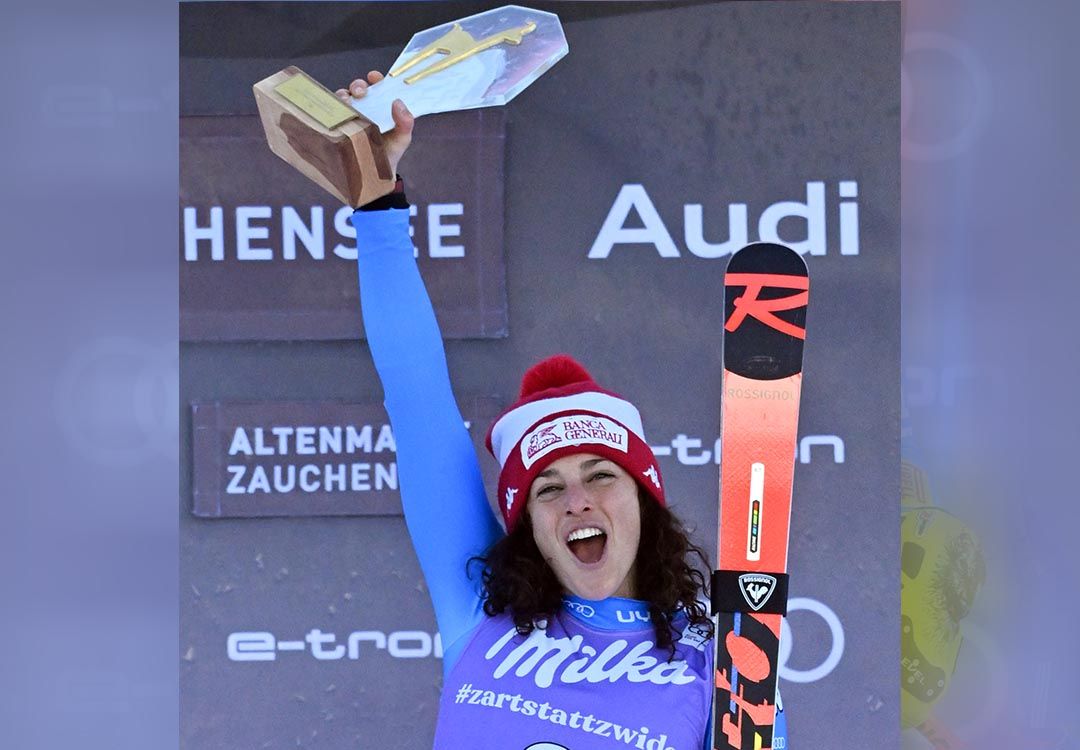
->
[253,67,396,208]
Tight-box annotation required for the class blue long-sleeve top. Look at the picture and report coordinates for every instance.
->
[352,206,500,672]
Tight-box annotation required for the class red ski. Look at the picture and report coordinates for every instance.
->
[712,243,808,750]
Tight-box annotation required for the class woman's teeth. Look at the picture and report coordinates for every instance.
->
[567,527,604,543]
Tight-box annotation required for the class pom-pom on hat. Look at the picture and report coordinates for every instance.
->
[485,354,665,530]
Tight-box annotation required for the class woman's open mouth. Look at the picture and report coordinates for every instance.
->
[566,527,607,565]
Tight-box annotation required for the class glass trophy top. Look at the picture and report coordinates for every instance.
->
[350,5,568,132]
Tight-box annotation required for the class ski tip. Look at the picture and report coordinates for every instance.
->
[722,242,808,380]
[725,242,808,278]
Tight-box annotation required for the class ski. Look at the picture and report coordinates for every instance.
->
[712,243,808,750]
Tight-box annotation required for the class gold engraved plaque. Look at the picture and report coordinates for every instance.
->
[274,74,358,130]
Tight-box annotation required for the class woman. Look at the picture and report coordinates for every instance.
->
[340,72,757,750]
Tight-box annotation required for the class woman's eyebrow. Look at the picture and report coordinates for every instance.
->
[580,458,611,470]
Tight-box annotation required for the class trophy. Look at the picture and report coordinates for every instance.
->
[253,5,568,207]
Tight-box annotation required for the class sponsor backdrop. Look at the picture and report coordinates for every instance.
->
[181,2,898,749]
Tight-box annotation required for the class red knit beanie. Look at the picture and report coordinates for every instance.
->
[485,354,666,530]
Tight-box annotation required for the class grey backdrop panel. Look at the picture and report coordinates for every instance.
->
[181,2,899,749]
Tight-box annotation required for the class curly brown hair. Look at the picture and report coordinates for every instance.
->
[470,490,714,657]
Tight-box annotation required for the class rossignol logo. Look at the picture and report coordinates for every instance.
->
[588,182,861,259]
[725,387,793,401]
[725,273,808,340]
[484,626,695,689]
[738,574,778,611]
[521,415,628,469]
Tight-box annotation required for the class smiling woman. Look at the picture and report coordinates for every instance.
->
[474,357,714,658]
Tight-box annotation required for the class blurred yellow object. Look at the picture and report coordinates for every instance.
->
[900,461,985,729]
[901,459,934,510]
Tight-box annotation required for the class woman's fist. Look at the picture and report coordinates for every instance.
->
[336,71,414,178]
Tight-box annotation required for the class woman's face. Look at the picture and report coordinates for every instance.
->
[527,453,641,600]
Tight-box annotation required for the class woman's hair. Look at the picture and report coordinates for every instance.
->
[470,490,714,657]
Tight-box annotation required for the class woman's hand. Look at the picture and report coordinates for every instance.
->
[335,71,414,178]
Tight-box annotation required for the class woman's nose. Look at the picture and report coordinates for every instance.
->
[563,483,592,515]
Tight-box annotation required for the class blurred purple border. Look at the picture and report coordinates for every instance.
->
[1,1,1077,748]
